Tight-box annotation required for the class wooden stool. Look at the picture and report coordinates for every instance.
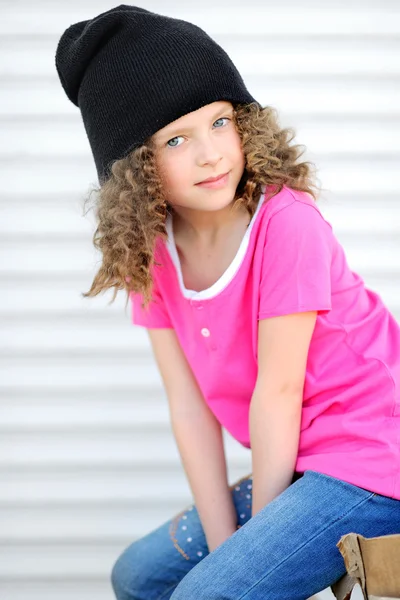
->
[331,533,400,600]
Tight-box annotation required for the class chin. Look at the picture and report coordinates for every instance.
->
[200,192,237,212]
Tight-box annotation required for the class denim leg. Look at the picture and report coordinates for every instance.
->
[170,470,400,600]
[111,473,254,600]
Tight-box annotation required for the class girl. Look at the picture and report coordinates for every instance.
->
[55,5,400,599]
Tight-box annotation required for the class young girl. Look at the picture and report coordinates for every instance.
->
[55,5,400,599]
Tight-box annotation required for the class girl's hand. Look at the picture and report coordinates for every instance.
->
[207,526,238,553]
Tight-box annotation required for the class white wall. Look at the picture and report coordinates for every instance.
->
[1,1,399,598]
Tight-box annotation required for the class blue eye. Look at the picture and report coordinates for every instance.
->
[213,117,229,128]
[165,118,230,148]
[167,136,184,148]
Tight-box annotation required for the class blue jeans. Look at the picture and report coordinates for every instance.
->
[111,470,400,600]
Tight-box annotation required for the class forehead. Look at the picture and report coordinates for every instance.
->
[153,101,233,140]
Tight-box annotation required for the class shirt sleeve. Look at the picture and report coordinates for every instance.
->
[258,200,333,320]
[130,276,173,329]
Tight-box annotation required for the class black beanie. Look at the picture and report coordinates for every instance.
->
[55,4,258,184]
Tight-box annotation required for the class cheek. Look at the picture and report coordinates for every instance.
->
[159,155,190,193]
[167,161,187,186]
[227,131,245,167]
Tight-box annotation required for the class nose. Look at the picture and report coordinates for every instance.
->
[195,135,223,167]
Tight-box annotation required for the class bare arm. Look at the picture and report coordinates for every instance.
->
[250,311,317,515]
[148,328,237,551]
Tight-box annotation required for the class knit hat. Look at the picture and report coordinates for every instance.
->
[55,4,258,183]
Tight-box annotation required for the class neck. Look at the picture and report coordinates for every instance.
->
[171,201,250,245]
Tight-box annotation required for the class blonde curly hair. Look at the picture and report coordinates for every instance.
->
[82,101,322,308]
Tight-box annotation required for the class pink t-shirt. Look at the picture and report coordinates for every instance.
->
[130,184,400,499]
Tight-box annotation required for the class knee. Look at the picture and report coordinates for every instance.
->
[111,539,147,600]
[169,562,209,600]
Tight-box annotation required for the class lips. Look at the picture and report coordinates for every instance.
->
[196,172,229,184]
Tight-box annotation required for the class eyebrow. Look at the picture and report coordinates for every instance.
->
[159,106,233,140]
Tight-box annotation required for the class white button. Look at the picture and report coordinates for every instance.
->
[201,328,210,337]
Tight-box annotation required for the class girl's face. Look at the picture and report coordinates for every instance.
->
[152,101,245,213]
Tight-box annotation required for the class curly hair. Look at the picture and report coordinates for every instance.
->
[82,102,323,308]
